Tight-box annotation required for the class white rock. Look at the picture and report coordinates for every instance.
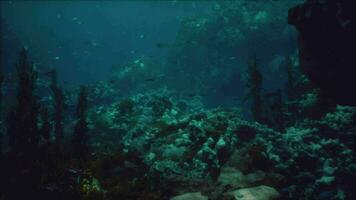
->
[230,185,280,200]
[170,192,208,200]
[218,167,265,188]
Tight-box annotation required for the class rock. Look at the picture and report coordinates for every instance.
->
[230,185,280,200]
[170,192,208,200]
[288,0,356,106]
[218,167,266,189]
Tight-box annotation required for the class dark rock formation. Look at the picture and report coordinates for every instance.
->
[288,0,356,106]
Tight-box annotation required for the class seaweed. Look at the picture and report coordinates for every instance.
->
[0,67,3,148]
[263,89,285,131]
[47,69,65,146]
[0,66,3,117]
[285,56,298,102]
[245,55,264,123]
[39,106,51,142]
[0,2,355,199]
[72,85,90,159]
[7,47,39,153]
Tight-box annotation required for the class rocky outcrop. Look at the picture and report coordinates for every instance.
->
[288,0,356,106]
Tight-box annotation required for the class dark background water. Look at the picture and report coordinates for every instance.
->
[0,0,301,113]
[0,1,212,86]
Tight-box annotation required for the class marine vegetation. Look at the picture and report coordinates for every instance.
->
[0,67,3,148]
[0,66,3,115]
[47,69,65,146]
[0,1,355,200]
[39,106,51,142]
[72,85,90,160]
[8,47,39,153]
[245,56,263,123]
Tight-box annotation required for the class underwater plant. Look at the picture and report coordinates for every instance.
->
[0,67,3,149]
[284,55,302,123]
[245,56,264,123]
[263,89,285,131]
[47,69,65,146]
[0,66,3,117]
[0,1,355,199]
[7,47,39,153]
[72,85,90,159]
[39,106,51,142]
[285,56,298,102]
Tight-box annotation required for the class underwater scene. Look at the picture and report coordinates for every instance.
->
[0,0,355,199]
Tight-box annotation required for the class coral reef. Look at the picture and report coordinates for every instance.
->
[165,1,299,107]
[3,47,353,199]
[0,1,355,200]
[1,51,356,199]
[108,56,164,97]
[86,89,356,199]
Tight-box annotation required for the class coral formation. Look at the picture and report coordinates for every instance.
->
[0,1,355,200]
[1,51,356,199]
[85,89,356,199]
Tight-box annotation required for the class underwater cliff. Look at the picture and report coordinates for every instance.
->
[0,1,355,200]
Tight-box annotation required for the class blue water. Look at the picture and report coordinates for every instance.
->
[1,1,212,85]
[2,2,355,200]
[1,0,303,117]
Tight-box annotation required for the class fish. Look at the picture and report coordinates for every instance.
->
[144,77,156,82]
[85,41,98,47]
